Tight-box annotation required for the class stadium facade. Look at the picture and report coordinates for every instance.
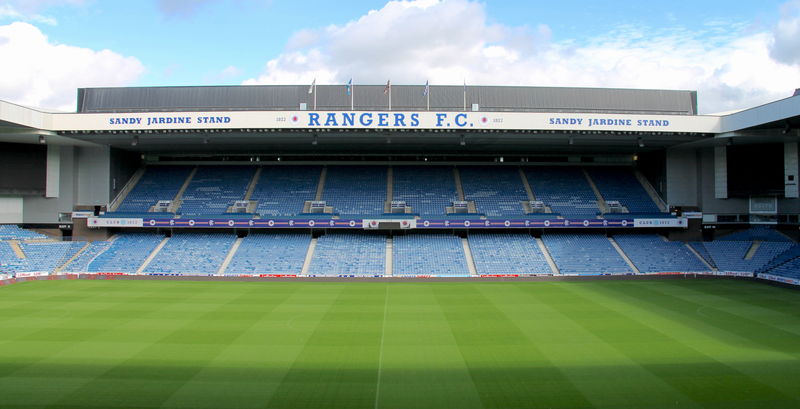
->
[0,84,797,232]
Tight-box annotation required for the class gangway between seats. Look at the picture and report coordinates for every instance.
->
[137,236,169,274]
[608,236,640,273]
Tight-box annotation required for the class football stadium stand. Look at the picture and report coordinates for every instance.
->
[115,166,193,213]
[469,233,552,275]
[63,240,112,272]
[225,233,310,275]
[308,232,385,276]
[392,166,459,216]
[392,233,470,276]
[525,167,599,218]
[144,232,235,275]
[178,166,256,216]
[0,225,47,240]
[698,241,794,272]
[460,166,528,216]
[251,166,322,217]
[587,167,662,214]
[542,233,633,275]
[323,166,387,216]
[88,233,163,273]
[613,233,707,273]
[717,226,792,242]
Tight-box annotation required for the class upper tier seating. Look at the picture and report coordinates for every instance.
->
[469,233,552,275]
[392,166,459,216]
[251,166,321,217]
[308,232,385,276]
[587,167,662,214]
[144,233,236,275]
[116,166,193,212]
[614,234,707,273]
[525,167,599,218]
[698,241,794,272]
[393,233,469,276]
[178,166,256,216]
[459,166,528,216]
[225,233,310,275]
[88,233,163,273]
[717,226,792,242]
[323,166,387,216]
[542,233,632,275]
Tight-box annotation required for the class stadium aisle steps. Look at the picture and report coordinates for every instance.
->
[685,243,717,271]
[536,237,560,274]
[519,168,536,201]
[301,237,317,275]
[385,237,393,276]
[242,167,262,201]
[608,236,640,273]
[315,167,327,201]
[582,168,609,212]
[55,242,90,272]
[137,236,170,274]
[453,167,465,200]
[462,237,478,276]
[8,240,25,259]
[108,167,146,211]
[218,237,243,275]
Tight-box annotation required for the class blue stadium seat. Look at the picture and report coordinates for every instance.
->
[542,233,632,275]
[225,233,310,275]
[251,165,321,217]
[614,234,707,273]
[525,167,599,218]
[469,233,551,275]
[393,233,469,276]
[178,166,256,216]
[144,232,236,275]
[392,166,459,217]
[587,167,662,214]
[322,166,387,216]
[116,166,193,213]
[88,233,163,273]
[308,232,385,276]
[459,166,527,217]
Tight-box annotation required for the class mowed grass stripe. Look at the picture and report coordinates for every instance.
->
[0,279,798,409]
[156,283,342,409]
[644,279,800,336]
[481,283,699,409]
[434,283,593,409]
[264,284,383,409]
[376,284,484,409]
[44,282,300,409]
[558,280,799,409]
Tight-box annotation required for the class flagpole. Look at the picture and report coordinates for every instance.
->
[351,81,354,111]
[426,84,430,111]
[314,81,317,110]
[463,80,466,111]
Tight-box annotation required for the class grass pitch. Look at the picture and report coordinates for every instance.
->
[0,278,798,409]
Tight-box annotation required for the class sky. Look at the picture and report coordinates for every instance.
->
[0,0,799,113]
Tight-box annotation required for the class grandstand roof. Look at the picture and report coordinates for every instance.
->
[77,85,698,115]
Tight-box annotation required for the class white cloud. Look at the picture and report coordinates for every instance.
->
[244,0,800,114]
[0,4,58,25]
[770,0,800,65]
[0,22,144,111]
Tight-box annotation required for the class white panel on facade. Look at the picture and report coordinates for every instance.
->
[0,197,23,223]
[785,142,798,198]
[45,144,60,198]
